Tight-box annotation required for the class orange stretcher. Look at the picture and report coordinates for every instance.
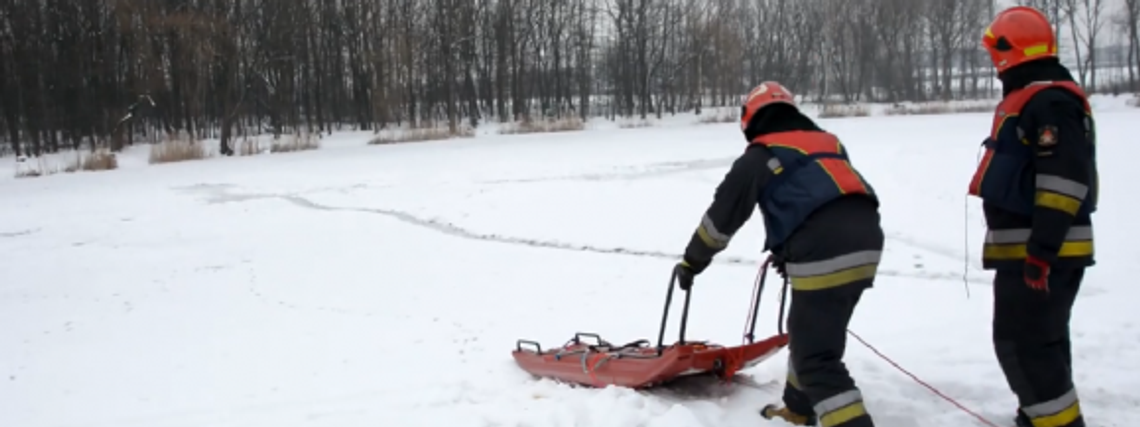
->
[512,260,789,389]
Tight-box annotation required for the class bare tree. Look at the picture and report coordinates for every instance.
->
[3,0,1134,157]
[1122,0,1140,90]
[1064,0,1107,89]
[1017,0,1067,45]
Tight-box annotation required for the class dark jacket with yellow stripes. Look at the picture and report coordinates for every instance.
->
[682,105,884,292]
[968,59,1097,270]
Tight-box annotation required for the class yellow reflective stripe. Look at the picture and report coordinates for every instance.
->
[983,241,1094,260]
[1036,174,1088,200]
[1036,191,1082,215]
[787,251,880,291]
[696,226,718,247]
[820,402,867,427]
[1024,388,1082,427]
[814,390,868,427]
[983,226,1094,259]
[696,213,731,248]
[1024,44,1050,56]
[791,265,878,291]
[1030,402,1081,427]
[786,251,881,275]
[986,227,1093,244]
[788,266,875,293]
[767,158,784,174]
[785,352,802,389]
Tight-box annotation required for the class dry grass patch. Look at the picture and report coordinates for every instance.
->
[697,109,738,124]
[818,103,871,118]
[14,148,118,178]
[270,132,321,153]
[619,119,654,129]
[149,133,209,164]
[886,100,994,116]
[238,137,264,156]
[64,149,118,173]
[955,102,995,113]
[369,126,475,145]
[498,117,585,134]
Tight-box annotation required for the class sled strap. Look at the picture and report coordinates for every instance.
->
[579,350,610,387]
[553,337,657,361]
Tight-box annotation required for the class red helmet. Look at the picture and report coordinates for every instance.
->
[740,81,796,131]
[982,6,1057,73]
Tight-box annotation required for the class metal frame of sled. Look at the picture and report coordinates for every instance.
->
[512,260,790,389]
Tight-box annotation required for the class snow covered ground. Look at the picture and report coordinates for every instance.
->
[1,104,1137,427]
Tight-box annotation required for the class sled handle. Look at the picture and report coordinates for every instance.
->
[777,275,789,336]
[744,257,771,343]
[516,339,543,353]
[573,332,607,347]
[656,267,693,355]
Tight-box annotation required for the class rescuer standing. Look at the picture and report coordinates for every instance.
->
[971,6,1098,427]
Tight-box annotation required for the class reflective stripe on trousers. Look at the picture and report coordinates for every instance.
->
[785,250,880,291]
[813,389,869,427]
[786,352,801,390]
[1022,388,1082,427]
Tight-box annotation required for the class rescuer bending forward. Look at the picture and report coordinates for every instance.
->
[673,82,883,427]
[971,6,1098,427]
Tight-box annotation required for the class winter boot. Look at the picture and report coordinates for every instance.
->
[762,404,818,426]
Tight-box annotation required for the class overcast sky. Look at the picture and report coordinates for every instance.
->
[996,0,1127,16]
[994,0,1131,47]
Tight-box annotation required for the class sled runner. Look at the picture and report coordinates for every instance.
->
[512,260,790,389]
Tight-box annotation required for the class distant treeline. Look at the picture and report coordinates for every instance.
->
[1,0,1136,156]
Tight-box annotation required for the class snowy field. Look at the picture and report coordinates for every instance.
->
[1,103,1137,427]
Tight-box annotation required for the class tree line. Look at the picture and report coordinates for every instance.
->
[1,0,1135,157]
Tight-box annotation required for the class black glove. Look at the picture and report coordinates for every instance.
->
[674,261,696,291]
[767,253,787,280]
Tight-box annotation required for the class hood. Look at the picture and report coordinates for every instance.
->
[999,57,1076,97]
[742,104,823,142]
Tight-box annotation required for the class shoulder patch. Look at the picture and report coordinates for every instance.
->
[1038,125,1058,147]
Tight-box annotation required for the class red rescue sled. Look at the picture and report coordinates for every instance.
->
[513,259,790,389]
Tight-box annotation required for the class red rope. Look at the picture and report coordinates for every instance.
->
[846,329,1001,427]
[724,259,770,384]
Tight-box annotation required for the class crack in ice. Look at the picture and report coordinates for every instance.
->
[184,185,989,285]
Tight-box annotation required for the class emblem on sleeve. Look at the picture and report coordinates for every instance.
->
[1038,125,1058,146]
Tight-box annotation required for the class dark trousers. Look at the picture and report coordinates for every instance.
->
[993,268,1086,427]
[782,284,874,427]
